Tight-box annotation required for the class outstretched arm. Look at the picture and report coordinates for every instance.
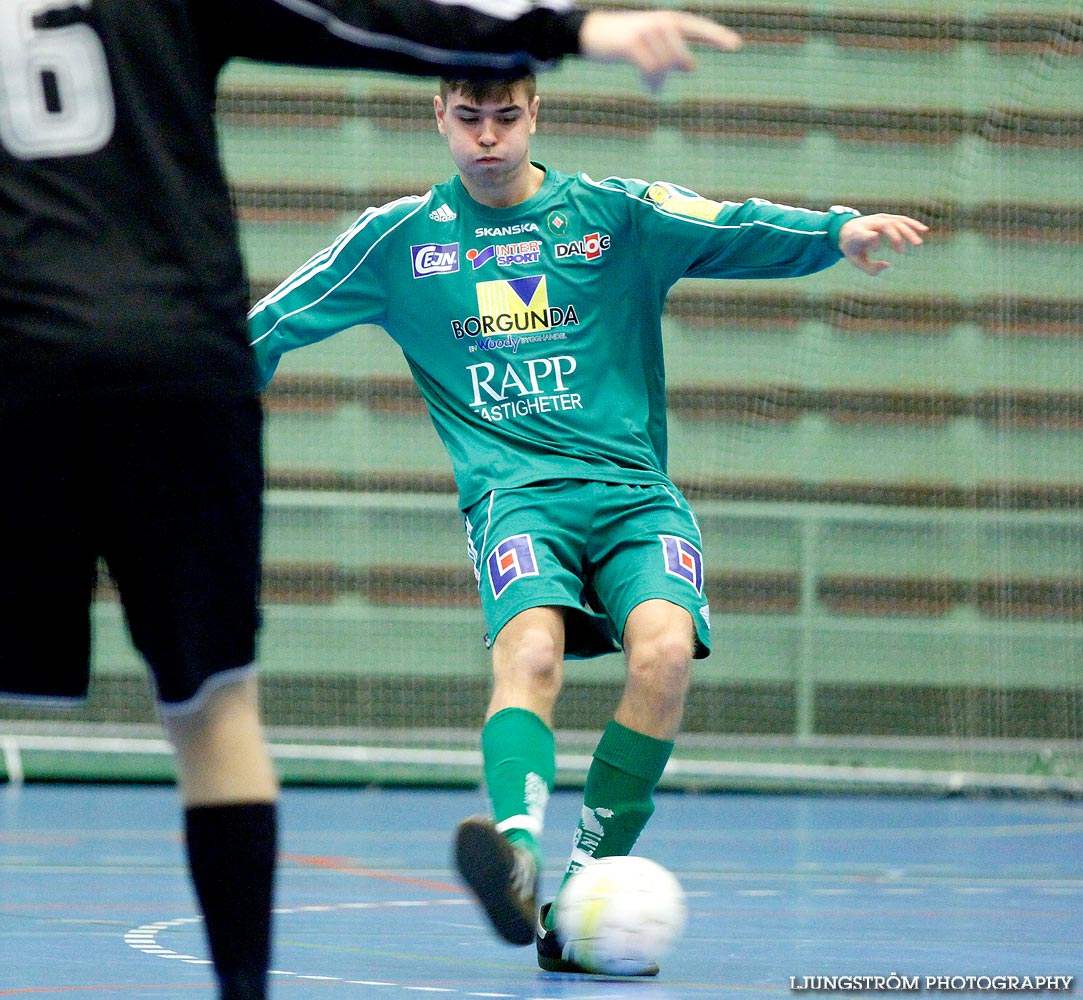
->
[839,214,929,276]
[230,2,740,88]
[579,11,742,90]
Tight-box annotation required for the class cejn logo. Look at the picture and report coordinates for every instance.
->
[411,243,459,278]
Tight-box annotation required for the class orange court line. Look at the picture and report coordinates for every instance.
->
[0,983,334,996]
[280,851,463,893]
[0,985,214,995]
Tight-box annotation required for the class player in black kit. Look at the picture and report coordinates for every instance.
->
[0,2,740,998]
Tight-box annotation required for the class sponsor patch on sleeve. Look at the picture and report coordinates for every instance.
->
[645,182,725,222]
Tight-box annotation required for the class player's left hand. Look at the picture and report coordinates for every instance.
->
[838,214,928,276]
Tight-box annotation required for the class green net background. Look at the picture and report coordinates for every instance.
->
[3,0,1082,792]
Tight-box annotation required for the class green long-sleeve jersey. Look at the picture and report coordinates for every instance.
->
[249,165,859,509]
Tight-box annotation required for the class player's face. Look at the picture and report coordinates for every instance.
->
[434,84,539,197]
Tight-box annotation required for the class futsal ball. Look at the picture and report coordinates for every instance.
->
[554,855,687,975]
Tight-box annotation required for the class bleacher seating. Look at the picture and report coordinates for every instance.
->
[72,0,1083,740]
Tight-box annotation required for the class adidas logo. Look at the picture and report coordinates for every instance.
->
[429,204,456,222]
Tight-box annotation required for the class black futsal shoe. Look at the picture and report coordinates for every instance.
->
[535,901,661,976]
[453,815,537,945]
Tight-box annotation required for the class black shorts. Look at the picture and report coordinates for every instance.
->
[0,395,263,709]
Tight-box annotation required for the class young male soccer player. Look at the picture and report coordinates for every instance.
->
[248,75,927,974]
[1,6,743,998]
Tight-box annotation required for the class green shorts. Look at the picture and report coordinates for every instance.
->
[464,479,711,660]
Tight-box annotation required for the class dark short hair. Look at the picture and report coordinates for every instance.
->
[438,74,537,105]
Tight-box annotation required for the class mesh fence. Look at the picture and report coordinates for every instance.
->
[3,1,1082,792]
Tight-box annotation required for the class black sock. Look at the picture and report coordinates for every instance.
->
[185,801,277,1000]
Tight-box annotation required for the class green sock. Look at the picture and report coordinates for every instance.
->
[547,720,673,928]
[481,707,555,867]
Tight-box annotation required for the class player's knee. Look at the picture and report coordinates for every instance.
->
[501,626,563,692]
[628,624,694,672]
[162,674,276,805]
[625,633,693,699]
[161,672,260,745]
[515,637,563,691]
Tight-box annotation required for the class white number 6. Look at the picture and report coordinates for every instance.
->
[0,0,115,159]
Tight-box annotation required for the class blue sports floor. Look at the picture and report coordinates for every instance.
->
[1,785,1080,998]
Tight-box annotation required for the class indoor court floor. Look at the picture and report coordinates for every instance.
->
[1,784,1080,998]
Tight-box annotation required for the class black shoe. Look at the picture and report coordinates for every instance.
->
[535,901,660,976]
[453,815,537,945]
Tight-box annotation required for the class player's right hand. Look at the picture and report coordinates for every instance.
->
[579,11,742,92]
[838,214,929,276]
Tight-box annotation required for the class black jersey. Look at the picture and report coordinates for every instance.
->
[0,0,584,403]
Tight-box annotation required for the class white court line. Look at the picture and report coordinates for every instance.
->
[125,899,544,999]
